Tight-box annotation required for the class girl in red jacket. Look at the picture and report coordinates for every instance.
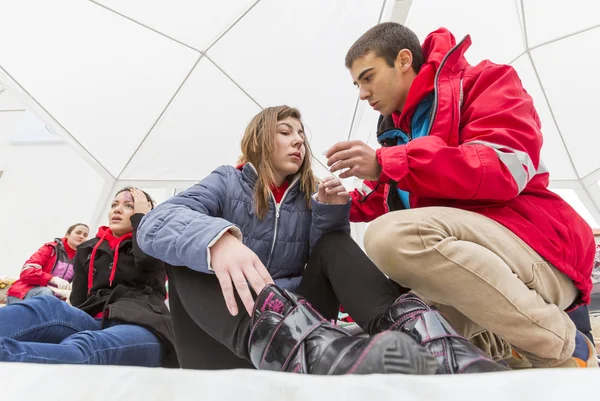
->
[6,223,89,304]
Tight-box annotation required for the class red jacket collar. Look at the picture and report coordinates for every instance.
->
[394,28,462,132]
[61,237,76,259]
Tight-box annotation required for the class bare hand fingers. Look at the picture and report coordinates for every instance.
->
[338,167,357,179]
[215,269,239,316]
[325,141,354,158]
[325,184,346,194]
[243,265,268,296]
[253,260,275,286]
[330,158,357,174]
[322,177,341,188]
[327,148,357,167]
[230,268,255,315]
[129,188,145,203]
[317,182,328,198]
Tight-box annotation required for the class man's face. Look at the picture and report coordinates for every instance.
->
[349,50,413,117]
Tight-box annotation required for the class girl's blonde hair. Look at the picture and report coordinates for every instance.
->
[238,106,316,219]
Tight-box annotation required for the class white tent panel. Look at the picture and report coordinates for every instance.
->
[0,85,25,111]
[510,55,577,181]
[551,188,600,228]
[0,112,24,172]
[208,0,387,158]
[531,29,600,178]
[0,0,199,177]
[10,110,63,144]
[405,0,525,64]
[120,58,261,181]
[95,0,256,51]
[0,114,106,277]
[523,0,600,47]
[349,102,381,146]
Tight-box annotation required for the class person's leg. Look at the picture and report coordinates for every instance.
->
[6,287,54,305]
[24,286,55,300]
[295,232,503,374]
[167,265,437,375]
[429,303,512,362]
[0,323,163,366]
[0,295,99,343]
[166,265,253,363]
[297,231,401,334]
[167,267,253,369]
[364,207,584,368]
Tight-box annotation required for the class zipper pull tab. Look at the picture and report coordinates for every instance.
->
[276,205,280,218]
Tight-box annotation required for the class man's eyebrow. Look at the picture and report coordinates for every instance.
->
[354,67,374,85]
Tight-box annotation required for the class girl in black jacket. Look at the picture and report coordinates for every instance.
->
[0,187,175,367]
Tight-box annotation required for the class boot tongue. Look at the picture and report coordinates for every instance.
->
[254,286,294,318]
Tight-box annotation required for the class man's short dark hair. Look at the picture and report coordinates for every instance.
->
[345,22,424,73]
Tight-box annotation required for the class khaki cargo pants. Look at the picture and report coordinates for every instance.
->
[364,207,578,368]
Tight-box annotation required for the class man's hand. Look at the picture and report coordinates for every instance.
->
[326,140,382,180]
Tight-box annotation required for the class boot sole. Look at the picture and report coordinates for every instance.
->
[346,331,438,375]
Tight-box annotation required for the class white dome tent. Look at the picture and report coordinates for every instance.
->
[1,0,599,273]
[0,0,396,274]
[0,1,599,398]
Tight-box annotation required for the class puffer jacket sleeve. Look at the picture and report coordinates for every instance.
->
[136,166,242,274]
[309,197,351,253]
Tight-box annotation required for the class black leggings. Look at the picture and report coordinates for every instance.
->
[166,231,402,370]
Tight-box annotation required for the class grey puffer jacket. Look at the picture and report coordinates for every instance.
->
[136,164,350,291]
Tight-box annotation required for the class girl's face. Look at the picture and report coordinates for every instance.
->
[65,225,89,249]
[108,191,135,237]
[270,117,306,184]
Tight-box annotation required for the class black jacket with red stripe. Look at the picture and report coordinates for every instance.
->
[70,213,176,367]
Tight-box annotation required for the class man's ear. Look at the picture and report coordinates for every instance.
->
[395,49,413,72]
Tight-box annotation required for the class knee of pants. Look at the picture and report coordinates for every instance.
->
[27,286,55,298]
[25,294,73,318]
[62,331,106,364]
[313,230,352,252]
[363,216,417,279]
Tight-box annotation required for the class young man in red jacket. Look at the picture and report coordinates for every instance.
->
[325,22,597,368]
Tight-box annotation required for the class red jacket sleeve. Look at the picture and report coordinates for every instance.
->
[377,64,543,201]
[350,180,386,223]
[20,244,55,286]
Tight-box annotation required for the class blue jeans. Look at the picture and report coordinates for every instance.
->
[6,286,55,305]
[0,295,164,366]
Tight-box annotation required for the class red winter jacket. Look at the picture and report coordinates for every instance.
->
[7,238,76,299]
[350,28,595,305]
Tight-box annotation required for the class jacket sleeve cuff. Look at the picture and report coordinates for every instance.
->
[206,226,243,271]
[130,213,145,229]
[41,271,54,285]
[311,196,351,234]
[377,146,409,182]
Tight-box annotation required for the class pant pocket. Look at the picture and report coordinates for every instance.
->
[520,261,541,288]
[527,261,574,307]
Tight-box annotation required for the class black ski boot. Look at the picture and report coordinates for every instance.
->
[248,285,437,375]
[375,293,509,373]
